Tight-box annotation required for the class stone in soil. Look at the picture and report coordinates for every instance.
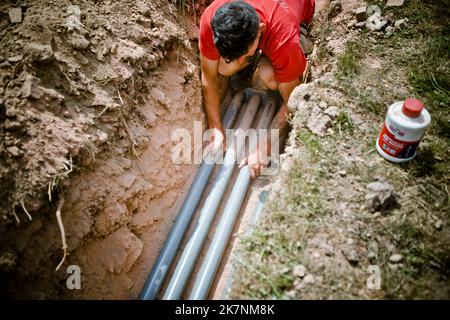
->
[366,13,388,31]
[342,245,361,266]
[365,181,398,213]
[9,7,22,24]
[386,0,405,7]
[389,254,403,263]
[328,0,342,19]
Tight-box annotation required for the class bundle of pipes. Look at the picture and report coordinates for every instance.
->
[189,97,278,300]
[139,91,245,300]
[140,91,279,300]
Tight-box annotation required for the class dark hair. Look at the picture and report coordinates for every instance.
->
[212,1,260,61]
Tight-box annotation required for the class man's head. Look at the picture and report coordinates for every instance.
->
[212,1,262,63]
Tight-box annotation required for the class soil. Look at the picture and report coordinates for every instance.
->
[0,0,205,299]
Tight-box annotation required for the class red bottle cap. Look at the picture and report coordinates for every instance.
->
[402,98,424,118]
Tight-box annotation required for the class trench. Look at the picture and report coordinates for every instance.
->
[145,89,284,300]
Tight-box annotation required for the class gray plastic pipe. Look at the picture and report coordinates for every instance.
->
[139,91,244,300]
[163,94,261,300]
[189,98,277,300]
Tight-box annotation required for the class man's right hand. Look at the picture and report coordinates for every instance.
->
[204,125,226,160]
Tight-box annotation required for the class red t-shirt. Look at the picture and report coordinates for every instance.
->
[199,0,315,83]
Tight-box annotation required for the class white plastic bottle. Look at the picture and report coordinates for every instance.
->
[376,98,431,163]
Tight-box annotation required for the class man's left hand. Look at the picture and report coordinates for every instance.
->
[239,136,270,179]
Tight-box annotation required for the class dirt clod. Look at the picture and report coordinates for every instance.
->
[365,181,398,213]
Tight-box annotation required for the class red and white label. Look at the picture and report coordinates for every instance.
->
[378,124,420,159]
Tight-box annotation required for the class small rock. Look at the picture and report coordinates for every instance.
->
[386,0,405,7]
[65,6,82,31]
[76,52,89,65]
[355,6,367,22]
[285,290,297,299]
[355,22,366,29]
[338,170,347,177]
[0,252,17,273]
[324,106,339,119]
[9,7,22,24]
[366,13,388,31]
[4,120,22,131]
[388,263,400,271]
[328,0,342,19]
[66,15,82,31]
[21,75,41,99]
[347,20,357,28]
[389,254,403,263]
[307,107,332,137]
[394,18,408,29]
[365,181,398,213]
[67,5,81,16]
[26,43,54,62]
[367,5,382,17]
[7,55,23,63]
[434,220,443,231]
[319,101,328,110]
[293,264,306,278]
[385,26,396,36]
[7,146,21,157]
[151,87,171,106]
[342,245,360,266]
[303,274,315,285]
[367,240,379,261]
[69,33,90,50]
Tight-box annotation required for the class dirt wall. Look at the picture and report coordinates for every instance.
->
[0,0,204,299]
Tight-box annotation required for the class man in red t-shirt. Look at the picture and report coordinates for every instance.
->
[199,0,315,178]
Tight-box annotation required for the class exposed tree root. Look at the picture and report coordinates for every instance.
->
[117,90,141,160]
[20,200,32,221]
[55,198,67,272]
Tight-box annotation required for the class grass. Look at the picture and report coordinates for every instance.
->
[336,41,362,79]
[334,111,355,135]
[230,0,450,300]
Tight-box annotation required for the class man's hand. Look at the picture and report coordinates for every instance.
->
[204,126,226,160]
[239,135,270,179]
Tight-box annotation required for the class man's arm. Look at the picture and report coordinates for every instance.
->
[267,78,301,153]
[200,54,223,134]
[242,78,300,178]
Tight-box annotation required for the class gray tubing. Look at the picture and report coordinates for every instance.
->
[163,94,261,300]
[189,98,277,300]
[189,166,251,300]
[139,91,244,300]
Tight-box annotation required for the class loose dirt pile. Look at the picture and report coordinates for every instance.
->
[0,0,205,298]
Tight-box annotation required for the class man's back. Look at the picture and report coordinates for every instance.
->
[199,0,315,82]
